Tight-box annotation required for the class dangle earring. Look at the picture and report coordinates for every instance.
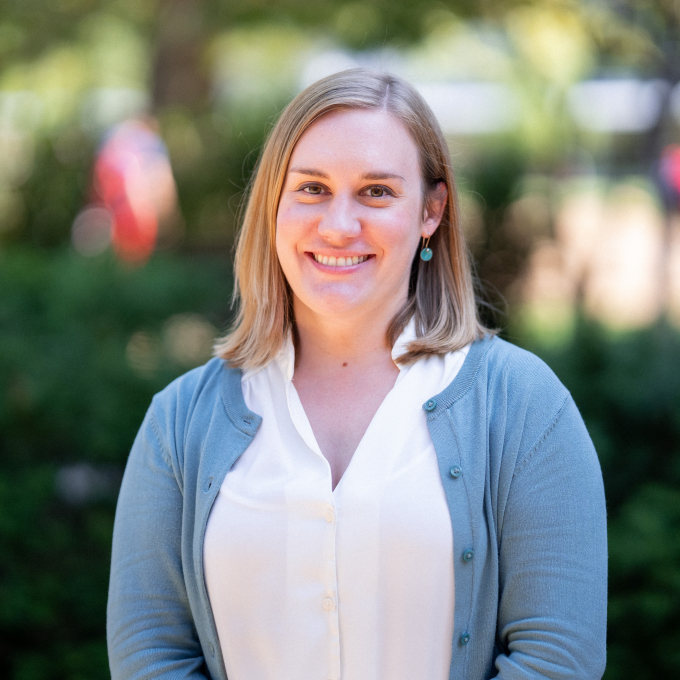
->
[420,235,433,261]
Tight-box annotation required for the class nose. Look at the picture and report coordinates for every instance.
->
[317,193,361,241]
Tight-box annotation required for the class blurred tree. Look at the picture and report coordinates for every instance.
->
[0,0,670,257]
[152,0,210,111]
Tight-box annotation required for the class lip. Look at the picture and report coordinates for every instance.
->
[305,252,374,272]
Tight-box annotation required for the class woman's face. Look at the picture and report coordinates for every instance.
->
[276,108,446,324]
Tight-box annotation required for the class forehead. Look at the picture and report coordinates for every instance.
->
[289,108,421,178]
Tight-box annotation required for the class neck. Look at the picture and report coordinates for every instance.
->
[292,299,403,376]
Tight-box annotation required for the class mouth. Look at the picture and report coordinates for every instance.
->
[311,253,371,267]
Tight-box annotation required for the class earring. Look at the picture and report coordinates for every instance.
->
[420,236,433,261]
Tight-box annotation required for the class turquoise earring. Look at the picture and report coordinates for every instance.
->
[420,236,433,261]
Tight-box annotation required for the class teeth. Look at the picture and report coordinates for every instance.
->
[314,254,369,267]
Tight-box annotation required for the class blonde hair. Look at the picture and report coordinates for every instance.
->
[214,68,492,368]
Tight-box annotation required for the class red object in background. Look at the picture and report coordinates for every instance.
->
[92,121,172,263]
[660,145,680,207]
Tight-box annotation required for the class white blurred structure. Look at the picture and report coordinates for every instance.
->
[80,87,150,134]
[415,82,520,135]
[568,79,668,133]
[518,180,680,337]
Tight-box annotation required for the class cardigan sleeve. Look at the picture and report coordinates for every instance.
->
[107,403,209,680]
[494,395,608,679]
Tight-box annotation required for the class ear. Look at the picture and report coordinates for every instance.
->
[422,182,448,238]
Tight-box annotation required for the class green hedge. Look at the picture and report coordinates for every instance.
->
[0,248,232,680]
[516,320,680,679]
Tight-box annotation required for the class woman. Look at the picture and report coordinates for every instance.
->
[108,69,607,680]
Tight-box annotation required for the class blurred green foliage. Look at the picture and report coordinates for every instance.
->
[0,248,232,679]
[516,319,680,679]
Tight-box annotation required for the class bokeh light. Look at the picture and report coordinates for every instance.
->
[163,313,217,367]
[71,206,113,257]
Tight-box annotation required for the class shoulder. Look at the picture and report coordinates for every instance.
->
[449,335,568,405]
[485,337,572,453]
[442,335,574,460]
[152,356,226,411]
[483,335,568,403]
[147,357,237,450]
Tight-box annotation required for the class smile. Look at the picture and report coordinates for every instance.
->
[312,254,370,267]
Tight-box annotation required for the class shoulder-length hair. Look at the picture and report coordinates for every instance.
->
[214,68,492,369]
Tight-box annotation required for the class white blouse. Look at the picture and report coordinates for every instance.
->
[203,321,469,680]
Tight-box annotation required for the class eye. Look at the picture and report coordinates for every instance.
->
[300,183,325,195]
[363,185,392,198]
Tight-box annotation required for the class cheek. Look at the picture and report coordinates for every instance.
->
[275,203,299,258]
[274,223,295,281]
[275,206,313,289]
[375,204,422,253]
[276,202,316,250]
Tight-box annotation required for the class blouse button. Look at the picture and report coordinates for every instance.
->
[325,509,334,523]
[450,466,462,478]
[424,399,437,412]
[322,597,334,611]
[460,632,470,645]
[463,549,474,562]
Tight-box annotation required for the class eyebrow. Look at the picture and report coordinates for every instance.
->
[289,167,329,178]
[288,167,405,181]
[362,171,405,181]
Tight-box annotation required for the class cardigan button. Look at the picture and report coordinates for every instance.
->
[207,641,215,656]
[460,632,470,645]
[450,466,462,478]
[424,399,437,412]
[463,549,474,562]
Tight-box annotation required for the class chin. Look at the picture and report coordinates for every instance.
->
[298,287,374,317]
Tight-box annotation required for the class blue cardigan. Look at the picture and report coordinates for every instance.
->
[107,335,607,680]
